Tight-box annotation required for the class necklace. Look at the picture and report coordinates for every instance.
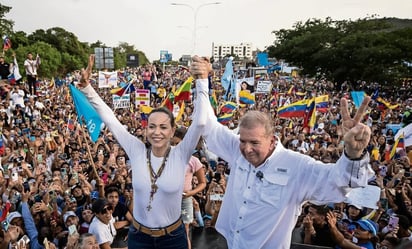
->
[146,146,171,211]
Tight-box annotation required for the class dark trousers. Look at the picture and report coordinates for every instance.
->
[27,75,36,95]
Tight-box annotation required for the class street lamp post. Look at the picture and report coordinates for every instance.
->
[171,2,221,54]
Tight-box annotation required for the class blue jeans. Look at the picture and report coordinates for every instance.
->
[128,222,188,249]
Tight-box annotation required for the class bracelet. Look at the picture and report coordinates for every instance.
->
[344,148,367,161]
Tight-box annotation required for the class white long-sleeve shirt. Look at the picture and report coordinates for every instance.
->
[81,80,208,228]
[196,78,372,249]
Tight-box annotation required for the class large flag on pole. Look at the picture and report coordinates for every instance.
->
[390,133,405,159]
[110,83,135,96]
[69,84,102,142]
[395,123,412,147]
[221,57,234,98]
[303,98,316,129]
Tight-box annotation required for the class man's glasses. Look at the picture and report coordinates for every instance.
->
[100,206,113,214]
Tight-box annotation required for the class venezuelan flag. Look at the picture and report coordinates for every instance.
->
[110,83,136,96]
[139,105,153,114]
[315,95,329,113]
[287,85,295,95]
[220,102,237,114]
[3,35,11,51]
[209,90,218,111]
[277,100,308,118]
[8,74,15,85]
[140,113,149,128]
[217,113,234,124]
[390,133,405,159]
[239,90,255,105]
[0,135,4,156]
[175,101,185,122]
[376,97,399,110]
[303,98,316,129]
[397,133,405,149]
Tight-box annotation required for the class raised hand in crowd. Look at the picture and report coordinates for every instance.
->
[78,54,95,88]
[340,96,371,159]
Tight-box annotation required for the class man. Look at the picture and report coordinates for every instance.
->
[302,204,335,247]
[0,56,10,82]
[190,56,373,249]
[89,198,116,249]
[397,214,412,243]
[63,211,80,229]
[8,84,25,109]
[105,186,131,249]
[24,52,40,96]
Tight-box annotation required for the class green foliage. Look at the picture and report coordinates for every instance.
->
[0,3,150,78]
[0,3,14,36]
[267,17,412,85]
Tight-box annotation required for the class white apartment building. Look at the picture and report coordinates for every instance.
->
[212,42,253,61]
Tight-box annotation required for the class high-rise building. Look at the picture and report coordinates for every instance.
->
[212,42,253,61]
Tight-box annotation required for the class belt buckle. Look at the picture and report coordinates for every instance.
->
[150,228,164,237]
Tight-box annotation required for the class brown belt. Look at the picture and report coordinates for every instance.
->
[132,218,182,237]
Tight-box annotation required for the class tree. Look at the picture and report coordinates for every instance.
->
[267,17,412,85]
[0,5,152,76]
[15,41,62,79]
[0,3,14,37]
[113,42,149,69]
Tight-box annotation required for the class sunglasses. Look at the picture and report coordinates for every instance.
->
[100,206,113,214]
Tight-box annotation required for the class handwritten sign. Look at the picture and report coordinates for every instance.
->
[256,81,272,94]
[345,185,380,209]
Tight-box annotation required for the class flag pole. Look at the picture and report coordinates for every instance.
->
[80,124,99,179]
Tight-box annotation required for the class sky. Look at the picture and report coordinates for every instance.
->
[3,0,412,62]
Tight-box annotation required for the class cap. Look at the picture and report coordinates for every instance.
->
[203,214,212,220]
[348,203,363,210]
[63,211,77,224]
[92,198,109,214]
[353,219,378,236]
[217,161,226,166]
[6,211,22,224]
[71,184,82,193]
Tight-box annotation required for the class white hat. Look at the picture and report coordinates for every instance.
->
[63,211,77,224]
[6,211,22,224]
[349,203,363,210]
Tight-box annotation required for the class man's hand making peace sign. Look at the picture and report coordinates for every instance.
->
[340,96,371,159]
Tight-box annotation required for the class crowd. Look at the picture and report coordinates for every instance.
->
[0,52,410,249]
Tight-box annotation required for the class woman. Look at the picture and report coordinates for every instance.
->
[345,204,365,222]
[78,55,208,248]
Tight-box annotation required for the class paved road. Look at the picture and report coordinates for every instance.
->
[191,227,228,249]
[191,229,332,249]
